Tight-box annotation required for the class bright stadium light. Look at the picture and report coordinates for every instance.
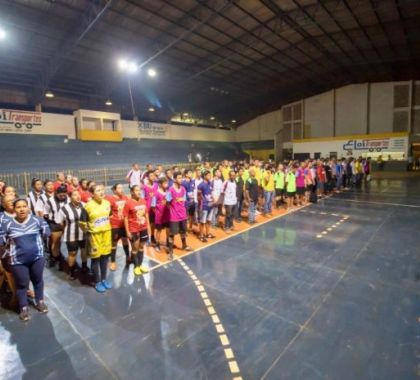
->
[231,119,236,123]
[210,116,215,120]
[183,112,189,117]
[118,59,129,71]
[148,107,155,112]
[147,68,157,78]
[45,90,54,98]
[0,28,6,40]
[105,99,112,106]
[128,62,138,73]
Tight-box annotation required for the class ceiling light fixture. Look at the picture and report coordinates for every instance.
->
[45,90,54,98]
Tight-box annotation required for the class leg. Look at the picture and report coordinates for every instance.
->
[10,264,30,311]
[67,250,77,280]
[180,221,192,251]
[29,258,45,304]
[99,255,109,282]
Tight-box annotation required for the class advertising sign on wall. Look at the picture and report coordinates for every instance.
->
[342,137,406,154]
[138,121,168,137]
[0,109,42,132]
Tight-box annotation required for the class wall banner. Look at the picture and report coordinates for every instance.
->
[0,109,42,133]
[342,137,407,153]
[138,121,169,137]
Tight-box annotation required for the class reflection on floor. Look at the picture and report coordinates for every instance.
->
[1,178,419,380]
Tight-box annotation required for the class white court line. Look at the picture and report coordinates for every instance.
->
[326,198,420,208]
[177,258,242,378]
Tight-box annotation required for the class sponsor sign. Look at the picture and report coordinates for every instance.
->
[0,109,42,132]
[342,137,407,153]
[138,121,168,137]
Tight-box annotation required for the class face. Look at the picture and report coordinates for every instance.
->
[71,191,81,204]
[185,170,192,179]
[0,181,5,192]
[66,174,73,183]
[134,164,139,171]
[80,180,88,190]
[131,186,141,199]
[45,181,54,193]
[57,172,65,182]
[175,174,182,185]
[56,192,67,201]
[215,169,221,178]
[114,184,124,196]
[204,172,211,181]
[239,169,244,176]
[161,181,169,190]
[4,186,16,197]
[250,169,255,177]
[2,195,15,213]
[71,177,79,187]
[34,180,43,192]
[93,185,104,201]
[229,171,236,180]
[14,200,29,220]
[166,170,173,178]
[195,169,201,178]
[149,173,156,183]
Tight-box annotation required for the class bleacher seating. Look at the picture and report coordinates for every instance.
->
[0,134,246,172]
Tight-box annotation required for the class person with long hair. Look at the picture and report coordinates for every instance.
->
[105,183,130,270]
[27,178,44,215]
[0,198,50,321]
[152,177,170,252]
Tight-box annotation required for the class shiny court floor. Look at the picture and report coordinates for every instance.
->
[1,178,419,380]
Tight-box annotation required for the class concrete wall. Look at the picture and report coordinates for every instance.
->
[369,82,394,134]
[304,90,334,138]
[235,109,282,142]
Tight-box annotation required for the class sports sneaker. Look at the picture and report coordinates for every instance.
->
[101,280,113,289]
[168,252,174,261]
[35,300,48,313]
[95,282,106,293]
[19,306,31,321]
[139,265,149,274]
[182,245,193,252]
[133,266,143,276]
[109,262,117,271]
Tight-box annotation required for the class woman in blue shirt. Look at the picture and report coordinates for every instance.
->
[0,198,51,321]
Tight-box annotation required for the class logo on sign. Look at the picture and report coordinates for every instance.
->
[0,109,42,132]
[138,121,167,137]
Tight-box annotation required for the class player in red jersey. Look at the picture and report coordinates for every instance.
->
[105,183,130,271]
[79,179,92,204]
[123,185,151,276]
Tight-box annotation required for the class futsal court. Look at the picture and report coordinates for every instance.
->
[1,177,418,380]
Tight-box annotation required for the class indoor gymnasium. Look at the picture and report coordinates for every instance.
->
[0,1,419,379]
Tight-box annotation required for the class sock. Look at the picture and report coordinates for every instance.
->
[132,253,139,267]
[181,236,187,248]
[138,250,144,266]
[91,258,100,283]
[123,244,130,258]
[168,237,174,253]
[100,255,108,282]
[110,248,116,262]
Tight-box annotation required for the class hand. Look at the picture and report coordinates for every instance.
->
[126,232,132,240]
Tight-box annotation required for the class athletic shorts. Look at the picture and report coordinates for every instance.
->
[275,188,284,197]
[111,227,126,242]
[66,240,86,252]
[148,210,155,224]
[187,203,195,217]
[88,230,112,259]
[49,221,64,233]
[155,222,169,230]
[296,187,306,195]
[130,229,149,243]
[170,220,187,235]
[287,191,296,197]
[199,208,213,224]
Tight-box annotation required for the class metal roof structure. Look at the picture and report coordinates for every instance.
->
[0,0,419,126]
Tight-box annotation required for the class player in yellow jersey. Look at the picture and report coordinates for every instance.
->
[80,184,113,293]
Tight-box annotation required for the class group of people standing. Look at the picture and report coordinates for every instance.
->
[0,156,368,321]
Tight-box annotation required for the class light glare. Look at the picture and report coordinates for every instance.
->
[105,100,112,106]
[148,107,155,112]
[45,91,54,98]
[0,28,6,40]
[118,59,128,70]
[147,68,157,78]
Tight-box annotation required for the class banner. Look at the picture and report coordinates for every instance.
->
[342,137,407,154]
[138,121,169,137]
[0,109,42,132]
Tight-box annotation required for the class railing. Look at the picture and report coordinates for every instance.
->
[0,162,203,195]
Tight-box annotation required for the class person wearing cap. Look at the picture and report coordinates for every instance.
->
[43,184,69,269]
[0,198,51,321]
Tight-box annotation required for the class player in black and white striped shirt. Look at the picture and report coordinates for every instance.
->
[56,190,88,280]
[44,185,69,269]
[27,178,44,215]
[35,179,55,217]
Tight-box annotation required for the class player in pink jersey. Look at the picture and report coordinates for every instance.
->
[151,177,170,252]
[143,171,158,246]
[166,172,192,260]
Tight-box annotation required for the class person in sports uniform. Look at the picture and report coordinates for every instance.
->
[197,170,215,242]
[27,178,44,215]
[143,171,158,245]
[105,183,130,270]
[2,186,16,198]
[44,184,68,269]
[53,172,66,192]
[166,171,192,260]
[79,184,112,293]
[151,177,170,252]
[126,163,141,189]
[274,164,285,208]
[181,169,195,232]
[286,166,297,210]
[0,198,50,321]
[56,190,88,280]
[79,179,92,204]
[124,185,150,276]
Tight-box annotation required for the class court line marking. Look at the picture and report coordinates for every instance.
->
[144,199,326,272]
[327,198,420,208]
[177,258,242,378]
[315,216,350,238]
[260,209,394,379]
[47,297,119,380]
